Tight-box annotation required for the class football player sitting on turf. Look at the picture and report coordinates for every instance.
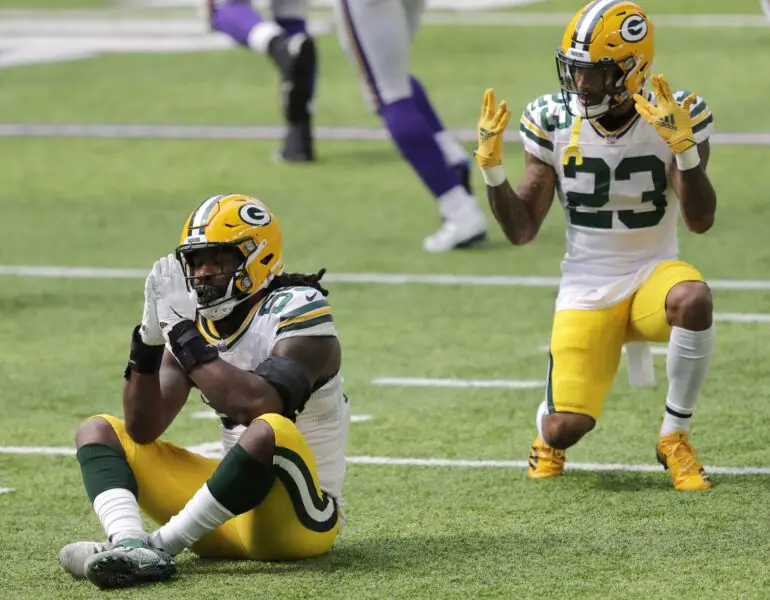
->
[59,194,350,588]
[474,0,717,491]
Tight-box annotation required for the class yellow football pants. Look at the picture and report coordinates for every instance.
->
[546,260,706,420]
[98,413,339,560]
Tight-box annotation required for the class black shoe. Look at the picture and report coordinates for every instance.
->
[276,119,314,163]
[268,33,316,124]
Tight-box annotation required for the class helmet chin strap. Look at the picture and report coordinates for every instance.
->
[569,93,612,119]
[197,277,248,322]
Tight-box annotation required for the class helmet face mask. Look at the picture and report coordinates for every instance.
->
[556,1,654,120]
[557,52,628,118]
[178,245,245,317]
[176,195,284,322]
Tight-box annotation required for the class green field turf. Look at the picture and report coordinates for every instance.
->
[1,3,769,599]
[0,23,768,131]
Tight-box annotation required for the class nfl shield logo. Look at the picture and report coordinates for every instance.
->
[606,134,617,145]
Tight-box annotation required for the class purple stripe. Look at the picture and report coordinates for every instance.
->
[340,0,382,106]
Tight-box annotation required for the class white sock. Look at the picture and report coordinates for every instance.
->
[247,21,283,53]
[93,488,148,544]
[535,400,548,440]
[150,485,235,555]
[437,185,478,220]
[660,324,716,436]
[434,131,469,167]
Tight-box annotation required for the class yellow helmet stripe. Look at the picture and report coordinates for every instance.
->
[572,0,625,50]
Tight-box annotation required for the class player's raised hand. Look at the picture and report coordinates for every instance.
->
[153,254,197,342]
[140,267,165,346]
[633,74,696,154]
[474,88,511,168]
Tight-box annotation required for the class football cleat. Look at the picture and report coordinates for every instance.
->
[656,431,712,491]
[84,537,176,589]
[528,435,566,479]
[422,205,487,253]
[59,541,111,579]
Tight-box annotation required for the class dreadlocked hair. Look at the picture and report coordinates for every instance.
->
[267,268,329,297]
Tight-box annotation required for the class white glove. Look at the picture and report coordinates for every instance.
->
[152,254,197,342]
[139,268,165,346]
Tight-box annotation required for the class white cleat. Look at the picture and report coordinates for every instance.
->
[59,541,111,579]
[422,206,487,253]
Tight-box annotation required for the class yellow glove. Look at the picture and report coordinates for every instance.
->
[633,74,697,154]
[474,88,511,168]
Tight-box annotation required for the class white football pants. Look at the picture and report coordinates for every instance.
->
[332,0,427,109]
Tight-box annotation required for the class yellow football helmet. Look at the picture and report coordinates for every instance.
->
[556,0,654,119]
[176,194,284,320]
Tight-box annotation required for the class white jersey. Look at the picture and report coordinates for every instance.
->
[519,90,714,311]
[195,285,350,504]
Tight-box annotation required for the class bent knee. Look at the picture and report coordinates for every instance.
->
[542,412,595,449]
[75,415,123,452]
[666,281,713,329]
[237,418,278,465]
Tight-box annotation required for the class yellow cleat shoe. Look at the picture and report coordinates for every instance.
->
[528,435,565,479]
[656,431,712,491]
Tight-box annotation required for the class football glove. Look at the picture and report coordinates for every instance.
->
[633,75,697,154]
[474,88,511,168]
[152,254,197,342]
[140,269,165,346]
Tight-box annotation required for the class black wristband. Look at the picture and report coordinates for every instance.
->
[167,320,219,373]
[124,325,164,379]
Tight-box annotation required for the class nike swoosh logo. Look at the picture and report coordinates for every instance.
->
[305,292,317,301]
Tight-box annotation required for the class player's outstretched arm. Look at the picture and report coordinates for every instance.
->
[474,89,556,245]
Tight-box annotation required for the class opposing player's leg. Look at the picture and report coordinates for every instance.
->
[401,0,471,195]
[270,0,316,161]
[333,0,485,252]
[628,260,715,491]
[205,0,316,161]
[150,413,339,561]
[529,302,629,478]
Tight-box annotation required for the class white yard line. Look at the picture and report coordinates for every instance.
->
[53,8,768,29]
[1,445,767,476]
[0,124,768,146]
[0,487,14,494]
[714,312,770,323]
[0,446,76,455]
[3,265,770,292]
[347,456,770,476]
[372,377,544,389]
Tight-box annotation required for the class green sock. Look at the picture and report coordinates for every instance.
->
[76,443,138,502]
[206,445,275,515]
